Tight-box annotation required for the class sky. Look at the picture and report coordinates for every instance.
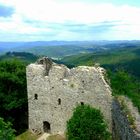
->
[0,0,140,41]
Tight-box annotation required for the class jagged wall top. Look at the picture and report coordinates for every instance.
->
[36,57,53,76]
[27,57,111,95]
[32,57,109,84]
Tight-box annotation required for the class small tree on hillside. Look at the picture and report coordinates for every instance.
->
[67,104,111,140]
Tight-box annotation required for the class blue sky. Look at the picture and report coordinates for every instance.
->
[0,0,140,41]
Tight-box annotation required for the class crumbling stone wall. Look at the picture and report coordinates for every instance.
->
[26,57,112,134]
[112,96,140,140]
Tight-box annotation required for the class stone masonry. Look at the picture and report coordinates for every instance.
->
[112,96,140,140]
[26,57,112,134]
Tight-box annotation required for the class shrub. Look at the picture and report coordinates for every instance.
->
[67,104,110,140]
[0,117,15,140]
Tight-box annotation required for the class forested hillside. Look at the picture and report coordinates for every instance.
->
[0,43,140,136]
[61,46,140,112]
[0,52,38,63]
[61,46,140,79]
[1,40,140,58]
[0,60,27,135]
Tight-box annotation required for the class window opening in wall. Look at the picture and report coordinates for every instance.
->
[43,121,51,133]
[34,94,38,100]
[58,98,61,105]
[81,102,84,105]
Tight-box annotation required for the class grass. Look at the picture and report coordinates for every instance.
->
[116,96,136,129]
[16,131,66,140]
[16,130,40,140]
[47,134,66,140]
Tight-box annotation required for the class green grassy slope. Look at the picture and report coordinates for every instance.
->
[61,46,140,78]
[0,52,38,64]
[16,130,40,140]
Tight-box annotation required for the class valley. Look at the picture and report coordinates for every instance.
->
[0,40,140,139]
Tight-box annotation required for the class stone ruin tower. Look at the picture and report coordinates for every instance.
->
[26,57,112,134]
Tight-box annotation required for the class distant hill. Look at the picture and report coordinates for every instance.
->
[0,42,26,54]
[61,46,140,79]
[1,41,140,78]
[0,52,38,64]
[1,40,140,58]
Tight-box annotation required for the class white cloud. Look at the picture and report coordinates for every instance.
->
[0,0,140,40]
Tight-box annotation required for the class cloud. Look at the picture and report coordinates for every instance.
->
[0,4,14,17]
[65,21,118,33]
[0,0,140,41]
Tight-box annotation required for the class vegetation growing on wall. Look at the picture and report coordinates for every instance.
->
[115,96,136,128]
[67,104,111,140]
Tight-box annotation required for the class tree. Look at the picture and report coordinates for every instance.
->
[0,59,28,134]
[0,117,15,140]
[108,70,140,112]
[108,70,136,95]
[67,104,110,140]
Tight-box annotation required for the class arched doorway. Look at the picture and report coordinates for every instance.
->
[43,121,51,133]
